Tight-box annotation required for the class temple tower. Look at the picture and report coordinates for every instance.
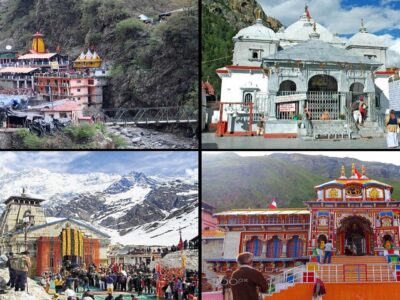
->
[32,32,46,53]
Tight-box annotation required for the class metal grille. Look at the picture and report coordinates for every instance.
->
[276,102,299,120]
[254,92,268,121]
[307,91,340,120]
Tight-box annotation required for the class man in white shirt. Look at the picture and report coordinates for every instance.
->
[65,286,76,297]
[323,240,333,264]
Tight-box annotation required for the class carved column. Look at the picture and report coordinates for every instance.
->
[281,239,287,258]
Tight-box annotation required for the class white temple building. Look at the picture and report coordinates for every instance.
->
[214,5,393,138]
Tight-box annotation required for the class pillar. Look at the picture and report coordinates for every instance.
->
[281,240,287,258]
[268,93,277,120]
[36,237,51,276]
[53,236,61,274]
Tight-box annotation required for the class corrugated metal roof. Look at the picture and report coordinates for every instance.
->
[0,67,39,74]
[18,53,57,60]
[214,209,309,216]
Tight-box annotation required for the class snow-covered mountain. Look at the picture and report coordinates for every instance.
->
[0,168,198,246]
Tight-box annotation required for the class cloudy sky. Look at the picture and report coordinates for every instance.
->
[0,152,198,176]
[205,151,400,166]
[259,0,400,66]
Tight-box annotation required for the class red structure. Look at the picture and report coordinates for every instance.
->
[36,236,101,276]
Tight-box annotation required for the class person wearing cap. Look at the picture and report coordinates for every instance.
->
[385,109,400,148]
[230,252,268,300]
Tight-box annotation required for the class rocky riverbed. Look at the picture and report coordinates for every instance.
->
[107,124,198,149]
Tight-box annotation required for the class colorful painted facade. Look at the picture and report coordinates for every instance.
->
[203,164,400,277]
[0,194,110,276]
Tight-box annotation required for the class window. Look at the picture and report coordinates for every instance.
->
[288,215,300,223]
[268,216,279,224]
[244,93,253,103]
[77,89,81,92]
[60,113,67,118]
[250,49,262,61]
[88,80,94,85]
[77,80,81,83]
[364,54,377,60]
[248,216,258,224]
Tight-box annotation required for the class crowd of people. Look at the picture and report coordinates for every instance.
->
[37,259,198,300]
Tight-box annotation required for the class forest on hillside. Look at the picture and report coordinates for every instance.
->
[0,0,198,109]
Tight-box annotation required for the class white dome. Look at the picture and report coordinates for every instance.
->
[281,14,334,43]
[346,20,386,48]
[233,19,278,41]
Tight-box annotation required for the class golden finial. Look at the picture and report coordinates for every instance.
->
[256,8,262,20]
[362,165,366,176]
[341,165,345,177]
[351,163,355,176]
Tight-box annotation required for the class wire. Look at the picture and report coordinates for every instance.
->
[202,56,232,64]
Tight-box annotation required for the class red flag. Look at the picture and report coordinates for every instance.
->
[178,230,183,250]
[306,6,312,19]
[268,199,277,209]
[355,169,362,179]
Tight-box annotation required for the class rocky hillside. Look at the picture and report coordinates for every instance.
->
[202,0,282,94]
[202,153,400,211]
[0,0,198,109]
[0,168,198,245]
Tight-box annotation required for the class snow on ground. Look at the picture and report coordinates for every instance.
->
[98,208,198,246]
[103,185,151,206]
[176,190,198,196]
[149,249,198,271]
[0,268,51,300]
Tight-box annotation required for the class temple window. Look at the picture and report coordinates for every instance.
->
[250,49,262,60]
[364,54,377,60]
[228,217,238,224]
[268,216,279,224]
[245,237,262,257]
[288,215,300,223]
[248,216,258,224]
[243,92,253,103]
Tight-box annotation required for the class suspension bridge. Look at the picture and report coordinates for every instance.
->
[102,106,198,126]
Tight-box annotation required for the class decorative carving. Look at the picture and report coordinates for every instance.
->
[369,188,379,199]
[382,218,392,227]
[345,185,362,197]
[328,189,338,198]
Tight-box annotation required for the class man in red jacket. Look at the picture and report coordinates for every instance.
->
[230,252,268,300]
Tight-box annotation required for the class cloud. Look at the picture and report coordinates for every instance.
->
[258,0,400,66]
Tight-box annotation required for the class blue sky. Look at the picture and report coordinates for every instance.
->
[0,152,198,176]
[259,0,400,65]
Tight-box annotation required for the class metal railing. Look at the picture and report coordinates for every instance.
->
[370,106,386,131]
[103,106,198,125]
[318,263,395,283]
[265,265,306,296]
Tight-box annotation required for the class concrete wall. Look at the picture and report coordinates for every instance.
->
[203,239,224,260]
[233,41,278,66]
[223,232,241,259]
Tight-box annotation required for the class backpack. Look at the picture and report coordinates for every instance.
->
[10,256,24,271]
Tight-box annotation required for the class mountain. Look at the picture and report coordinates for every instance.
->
[202,0,282,94]
[0,168,198,246]
[0,0,198,109]
[202,153,400,211]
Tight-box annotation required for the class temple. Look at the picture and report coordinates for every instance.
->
[202,164,400,288]
[209,5,393,139]
[0,194,110,276]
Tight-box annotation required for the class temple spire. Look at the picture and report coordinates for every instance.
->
[362,165,366,176]
[359,18,367,33]
[340,165,346,178]
[351,163,355,176]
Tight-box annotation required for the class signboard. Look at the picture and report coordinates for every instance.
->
[275,93,307,103]
[279,103,296,112]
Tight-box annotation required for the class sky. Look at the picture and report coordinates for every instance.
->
[0,152,198,176]
[258,0,400,66]
[205,151,400,166]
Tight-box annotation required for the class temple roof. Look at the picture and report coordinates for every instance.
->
[214,208,309,216]
[346,19,386,48]
[263,39,382,66]
[202,229,225,239]
[18,53,57,60]
[279,7,334,43]
[233,19,278,41]
[315,178,393,190]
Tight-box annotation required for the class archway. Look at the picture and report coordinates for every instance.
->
[308,75,338,92]
[307,75,339,119]
[350,82,365,105]
[337,216,373,256]
[279,80,296,93]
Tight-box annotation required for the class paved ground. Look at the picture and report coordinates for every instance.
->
[202,133,396,149]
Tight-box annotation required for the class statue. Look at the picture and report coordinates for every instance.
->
[319,240,325,250]
[384,240,393,250]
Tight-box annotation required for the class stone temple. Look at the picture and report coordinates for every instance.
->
[213,5,393,138]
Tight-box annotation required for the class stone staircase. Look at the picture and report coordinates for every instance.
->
[309,120,353,140]
[317,256,395,283]
[357,121,385,138]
